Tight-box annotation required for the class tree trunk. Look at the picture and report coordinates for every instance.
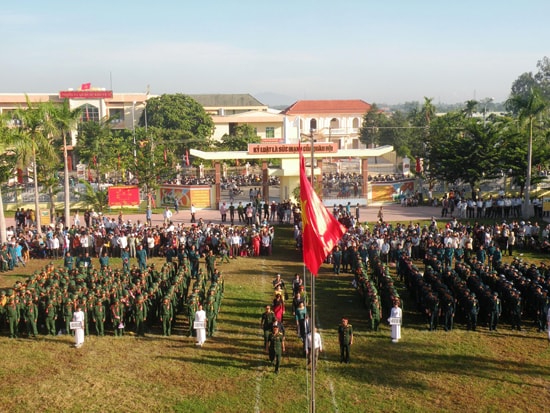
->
[33,150,42,234]
[0,186,6,244]
[63,133,70,231]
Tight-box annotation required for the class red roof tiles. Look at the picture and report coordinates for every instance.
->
[282,99,371,115]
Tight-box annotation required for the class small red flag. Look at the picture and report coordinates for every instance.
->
[81,83,91,90]
[299,147,346,275]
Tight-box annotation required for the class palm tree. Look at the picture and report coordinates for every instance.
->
[52,100,81,229]
[506,88,548,216]
[0,113,17,243]
[78,180,108,213]
[12,98,58,234]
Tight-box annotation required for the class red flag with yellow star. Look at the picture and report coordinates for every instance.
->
[299,148,346,275]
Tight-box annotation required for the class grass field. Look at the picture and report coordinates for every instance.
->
[0,226,549,413]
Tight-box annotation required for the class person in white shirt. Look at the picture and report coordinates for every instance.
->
[72,304,85,348]
[306,328,323,369]
[163,207,173,225]
[194,304,207,347]
[389,300,402,343]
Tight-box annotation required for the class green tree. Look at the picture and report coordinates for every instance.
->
[11,98,58,234]
[359,103,385,147]
[506,87,548,214]
[427,112,502,196]
[140,94,215,156]
[0,113,18,243]
[78,180,109,213]
[216,124,260,164]
[52,100,81,226]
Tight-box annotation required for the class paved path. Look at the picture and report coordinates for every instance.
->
[111,203,442,228]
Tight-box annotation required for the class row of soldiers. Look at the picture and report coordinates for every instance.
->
[0,254,225,339]
[399,248,549,332]
[354,252,400,332]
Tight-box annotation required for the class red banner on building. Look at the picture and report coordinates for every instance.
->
[108,186,140,207]
[59,90,113,99]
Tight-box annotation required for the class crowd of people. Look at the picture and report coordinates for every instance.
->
[331,215,549,335]
[0,251,225,342]
[0,200,290,340]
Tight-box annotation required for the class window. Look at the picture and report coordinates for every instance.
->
[266,127,275,138]
[310,119,317,131]
[109,108,124,124]
[79,104,99,122]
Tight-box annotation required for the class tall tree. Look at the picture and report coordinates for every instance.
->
[359,103,385,147]
[505,87,548,215]
[140,93,215,156]
[427,112,502,195]
[52,100,81,227]
[0,113,18,243]
[12,98,58,234]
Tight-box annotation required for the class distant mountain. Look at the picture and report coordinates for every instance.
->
[254,92,296,108]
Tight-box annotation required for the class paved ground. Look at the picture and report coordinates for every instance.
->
[111,203,442,228]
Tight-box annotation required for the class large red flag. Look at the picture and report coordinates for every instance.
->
[81,82,91,90]
[299,148,346,275]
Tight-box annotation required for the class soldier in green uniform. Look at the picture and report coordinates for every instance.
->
[24,298,38,337]
[338,317,353,363]
[369,296,381,332]
[160,296,173,336]
[6,298,19,338]
[63,298,74,335]
[205,249,216,281]
[134,295,147,337]
[266,324,285,374]
[205,289,217,337]
[44,299,57,336]
[111,298,125,336]
[93,299,106,336]
[187,294,199,337]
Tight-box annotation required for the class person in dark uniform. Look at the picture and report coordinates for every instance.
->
[332,247,342,275]
[266,324,285,374]
[510,291,522,331]
[488,292,501,331]
[260,305,276,349]
[442,294,455,332]
[467,293,479,331]
[338,317,353,363]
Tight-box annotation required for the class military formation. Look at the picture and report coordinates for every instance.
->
[0,256,224,340]
[336,217,550,336]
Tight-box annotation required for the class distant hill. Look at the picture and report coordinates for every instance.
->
[254,92,296,108]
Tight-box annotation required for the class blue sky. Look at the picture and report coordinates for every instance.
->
[1,1,549,105]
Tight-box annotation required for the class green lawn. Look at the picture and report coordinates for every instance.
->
[0,226,548,412]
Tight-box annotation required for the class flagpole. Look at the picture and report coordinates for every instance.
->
[309,129,316,413]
